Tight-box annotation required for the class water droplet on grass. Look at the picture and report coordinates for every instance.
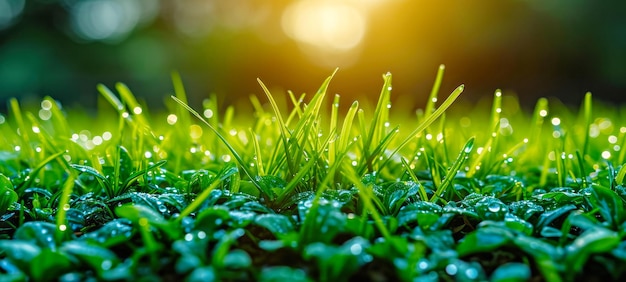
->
[101,260,113,270]
[184,233,193,241]
[465,268,478,279]
[445,264,458,275]
[197,231,207,239]
[418,260,429,270]
[349,244,362,255]
[488,202,501,212]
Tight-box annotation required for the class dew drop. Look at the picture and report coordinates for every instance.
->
[445,264,458,275]
[417,260,429,271]
[101,260,113,270]
[488,202,501,213]
[184,233,193,241]
[465,268,478,279]
[197,231,207,239]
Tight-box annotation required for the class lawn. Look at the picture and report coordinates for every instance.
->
[1,66,625,281]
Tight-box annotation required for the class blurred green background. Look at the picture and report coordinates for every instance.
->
[1,0,625,111]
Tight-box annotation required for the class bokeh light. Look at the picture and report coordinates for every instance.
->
[0,0,625,110]
[282,0,367,60]
[68,0,159,42]
[0,0,24,30]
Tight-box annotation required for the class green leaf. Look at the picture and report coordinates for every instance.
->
[187,266,217,282]
[256,175,286,202]
[115,204,179,239]
[490,263,531,282]
[503,214,534,235]
[397,201,442,229]
[565,227,619,274]
[512,235,561,282]
[117,146,134,182]
[254,214,294,236]
[61,241,120,278]
[260,266,311,282]
[474,197,507,221]
[535,204,576,233]
[0,173,17,215]
[115,204,166,226]
[457,226,513,256]
[119,159,167,193]
[30,248,72,281]
[380,181,419,216]
[509,200,544,221]
[222,249,252,269]
[13,221,57,249]
[194,206,231,232]
[79,219,133,247]
[71,163,113,196]
[587,185,626,228]
[298,199,346,244]
[0,240,41,272]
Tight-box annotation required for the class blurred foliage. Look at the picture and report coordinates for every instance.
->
[0,0,625,110]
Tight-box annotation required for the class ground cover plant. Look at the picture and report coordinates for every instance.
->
[1,66,626,281]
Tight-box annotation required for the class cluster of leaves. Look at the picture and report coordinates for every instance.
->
[1,67,626,281]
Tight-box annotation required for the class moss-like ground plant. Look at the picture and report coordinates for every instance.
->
[1,66,626,281]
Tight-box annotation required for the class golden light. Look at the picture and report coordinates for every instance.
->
[282,0,368,65]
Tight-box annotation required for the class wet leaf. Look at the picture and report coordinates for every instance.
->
[298,199,346,244]
[397,201,442,229]
[509,200,544,221]
[0,240,41,272]
[586,185,626,228]
[116,146,133,182]
[115,204,166,226]
[256,175,286,202]
[490,262,531,282]
[0,174,17,215]
[13,221,56,249]
[379,181,419,215]
[187,266,217,282]
[195,206,231,233]
[474,197,507,221]
[222,249,252,269]
[30,248,72,281]
[535,204,576,233]
[79,219,133,247]
[565,227,619,273]
[61,241,119,277]
[260,266,311,282]
[254,214,294,236]
[457,226,513,256]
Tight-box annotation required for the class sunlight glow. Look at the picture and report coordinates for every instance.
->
[282,0,366,53]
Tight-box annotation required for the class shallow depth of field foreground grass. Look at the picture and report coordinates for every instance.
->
[1,66,626,281]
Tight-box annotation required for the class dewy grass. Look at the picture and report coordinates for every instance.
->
[1,66,626,281]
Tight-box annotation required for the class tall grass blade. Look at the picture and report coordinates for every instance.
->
[431,137,475,202]
[171,96,259,188]
[381,84,464,169]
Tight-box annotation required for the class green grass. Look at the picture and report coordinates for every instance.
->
[1,66,626,281]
